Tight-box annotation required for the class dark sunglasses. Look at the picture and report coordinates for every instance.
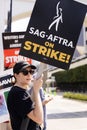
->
[21,69,35,76]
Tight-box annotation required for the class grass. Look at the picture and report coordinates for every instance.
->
[63,92,87,101]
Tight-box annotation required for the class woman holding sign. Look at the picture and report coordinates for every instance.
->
[7,61,43,130]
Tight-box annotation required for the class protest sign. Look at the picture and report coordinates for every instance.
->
[0,74,14,90]
[19,0,87,70]
[0,89,10,123]
[0,74,14,123]
[2,32,32,70]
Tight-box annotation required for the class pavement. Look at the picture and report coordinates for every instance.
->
[46,93,87,130]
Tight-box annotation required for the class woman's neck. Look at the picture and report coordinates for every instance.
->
[14,83,29,90]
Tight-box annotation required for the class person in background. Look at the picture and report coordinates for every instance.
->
[29,84,53,130]
[39,87,53,130]
[7,61,43,130]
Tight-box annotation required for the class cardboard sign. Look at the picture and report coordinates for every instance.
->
[0,74,13,123]
[2,32,32,70]
[0,89,10,123]
[0,74,14,89]
[19,0,87,69]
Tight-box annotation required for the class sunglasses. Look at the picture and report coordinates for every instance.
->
[20,69,35,76]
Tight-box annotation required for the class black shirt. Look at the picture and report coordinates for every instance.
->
[7,86,40,130]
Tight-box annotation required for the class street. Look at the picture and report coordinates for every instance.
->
[46,93,87,130]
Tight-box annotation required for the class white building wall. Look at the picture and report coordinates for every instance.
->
[0,0,7,72]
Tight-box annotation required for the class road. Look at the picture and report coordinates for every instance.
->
[46,93,87,130]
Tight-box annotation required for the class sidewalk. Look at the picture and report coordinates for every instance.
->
[46,94,87,130]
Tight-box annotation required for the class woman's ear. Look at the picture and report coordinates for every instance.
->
[12,74,16,84]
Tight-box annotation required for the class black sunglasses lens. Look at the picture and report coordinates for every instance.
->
[22,70,28,75]
[29,70,35,75]
[22,70,35,75]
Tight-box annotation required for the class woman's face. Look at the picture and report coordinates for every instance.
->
[14,67,35,86]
